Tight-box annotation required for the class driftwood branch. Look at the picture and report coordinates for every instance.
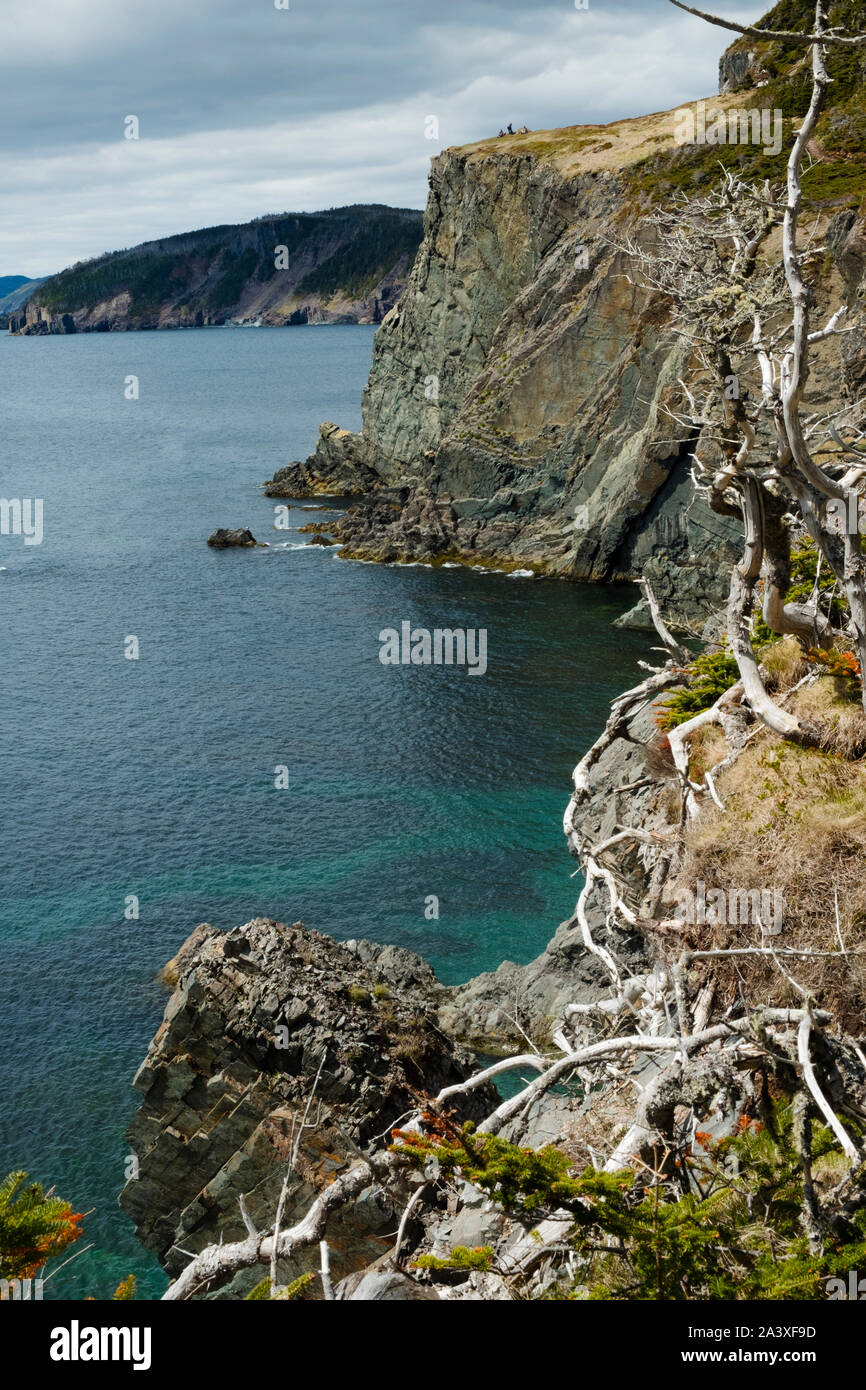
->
[797,1013,861,1165]
[163,1160,374,1301]
[319,1240,334,1301]
[637,577,690,666]
[667,0,866,47]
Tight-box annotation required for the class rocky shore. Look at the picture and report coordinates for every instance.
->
[119,16,866,1300]
[119,919,497,1297]
[119,669,672,1298]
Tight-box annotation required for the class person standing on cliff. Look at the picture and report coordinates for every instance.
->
[507,122,514,134]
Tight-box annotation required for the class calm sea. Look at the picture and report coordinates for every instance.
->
[0,324,649,1296]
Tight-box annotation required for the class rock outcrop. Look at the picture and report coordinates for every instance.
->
[9,206,423,335]
[206,528,264,548]
[440,695,674,1050]
[718,43,771,95]
[119,10,866,1298]
[119,918,495,1297]
[262,31,866,623]
[266,143,736,612]
[266,422,381,498]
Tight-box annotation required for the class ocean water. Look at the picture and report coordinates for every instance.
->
[0,324,650,1297]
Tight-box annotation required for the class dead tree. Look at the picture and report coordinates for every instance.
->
[626,1,866,737]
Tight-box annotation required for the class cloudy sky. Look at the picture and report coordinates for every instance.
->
[1,0,761,277]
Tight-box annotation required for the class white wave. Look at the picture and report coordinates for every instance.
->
[271,541,326,552]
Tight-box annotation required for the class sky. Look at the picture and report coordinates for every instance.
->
[0,0,762,278]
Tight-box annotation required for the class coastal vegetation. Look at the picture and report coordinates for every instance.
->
[0,1170,82,1286]
[14,205,424,332]
[150,0,866,1304]
[394,1110,866,1300]
[16,0,864,1306]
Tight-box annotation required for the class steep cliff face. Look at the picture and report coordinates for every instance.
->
[265,28,866,621]
[268,138,735,610]
[719,0,865,97]
[9,206,423,335]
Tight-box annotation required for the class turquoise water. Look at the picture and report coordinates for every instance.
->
[0,324,649,1297]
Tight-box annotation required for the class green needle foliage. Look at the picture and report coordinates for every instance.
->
[392,1108,866,1300]
[415,1246,494,1272]
[658,538,857,728]
[246,1272,316,1301]
[0,1170,83,1282]
[657,649,741,730]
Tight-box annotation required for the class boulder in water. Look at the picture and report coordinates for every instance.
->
[206,527,264,548]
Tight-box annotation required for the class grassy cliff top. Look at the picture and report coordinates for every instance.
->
[450,97,763,175]
[448,1,866,208]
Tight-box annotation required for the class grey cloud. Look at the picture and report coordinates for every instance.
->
[1,0,753,151]
[0,0,762,275]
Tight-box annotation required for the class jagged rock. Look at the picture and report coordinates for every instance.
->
[439,915,646,1053]
[119,918,494,1298]
[266,97,865,630]
[718,44,770,95]
[206,527,264,548]
[265,423,381,498]
[334,1269,440,1301]
[422,1179,510,1251]
[441,697,676,1051]
[830,210,866,395]
[158,922,214,987]
[437,1271,513,1300]
[267,140,743,620]
[613,554,730,634]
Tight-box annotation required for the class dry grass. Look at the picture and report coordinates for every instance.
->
[686,724,729,783]
[448,93,773,177]
[760,635,810,690]
[784,670,866,757]
[555,1081,638,1171]
[662,680,866,1031]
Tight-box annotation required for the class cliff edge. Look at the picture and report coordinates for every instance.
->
[266,6,866,625]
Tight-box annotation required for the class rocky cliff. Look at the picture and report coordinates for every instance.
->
[119,8,866,1299]
[119,708,663,1297]
[9,206,422,335]
[265,9,866,628]
[269,133,734,619]
[119,917,495,1297]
